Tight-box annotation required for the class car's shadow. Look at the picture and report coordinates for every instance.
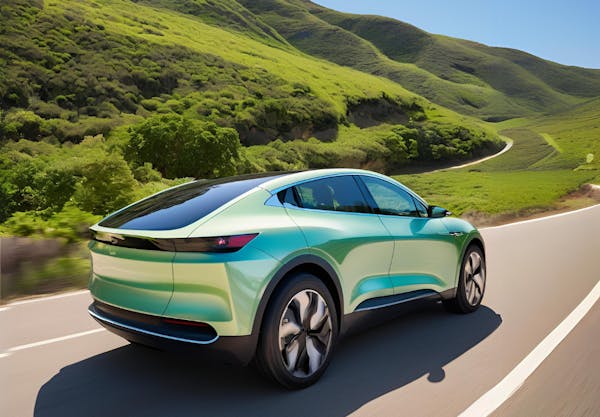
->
[34,302,501,417]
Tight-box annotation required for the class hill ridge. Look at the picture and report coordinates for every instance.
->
[239,0,600,120]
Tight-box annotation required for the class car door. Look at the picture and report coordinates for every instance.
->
[357,175,460,296]
[281,175,395,313]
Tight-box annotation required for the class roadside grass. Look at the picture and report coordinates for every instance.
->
[14,256,89,296]
[396,170,596,216]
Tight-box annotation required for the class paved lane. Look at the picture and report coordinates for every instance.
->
[0,291,98,351]
[492,302,600,417]
[1,205,598,417]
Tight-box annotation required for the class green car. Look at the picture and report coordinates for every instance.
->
[88,168,486,388]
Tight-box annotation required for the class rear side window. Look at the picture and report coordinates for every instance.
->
[293,176,371,213]
[99,175,280,230]
[278,187,300,206]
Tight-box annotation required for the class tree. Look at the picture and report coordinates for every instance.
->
[126,114,241,178]
[1,110,45,141]
[0,138,137,220]
[72,155,137,215]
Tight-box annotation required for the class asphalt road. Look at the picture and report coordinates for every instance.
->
[1,205,599,417]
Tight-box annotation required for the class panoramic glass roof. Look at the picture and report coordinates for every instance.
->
[99,173,284,230]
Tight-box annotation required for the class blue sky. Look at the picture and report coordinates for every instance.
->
[314,0,600,69]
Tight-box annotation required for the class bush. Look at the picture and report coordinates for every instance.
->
[1,203,100,242]
[44,203,101,241]
[72,154,137,215]
[0,141,77,217]
[1,110,45,140]
[126,114,241,178]
[133,162,163,183]
[0,138,137,222]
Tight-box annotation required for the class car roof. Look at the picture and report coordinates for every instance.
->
[259,168,393,192]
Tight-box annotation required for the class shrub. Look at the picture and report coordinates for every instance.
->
[0,138,137,221]
[133,162,163,183]
[1,110,44,140]
[72,154,137,215]
[126,114,241,178]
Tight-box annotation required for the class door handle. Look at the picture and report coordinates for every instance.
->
[448,231,464,237]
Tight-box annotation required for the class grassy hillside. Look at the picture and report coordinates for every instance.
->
[309,0,600,103]
[0,0,505,229]
[241,0,600,121]
[137,0,291,48]
[239,0,528,119]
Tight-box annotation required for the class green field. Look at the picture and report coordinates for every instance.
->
[397,98,600,221]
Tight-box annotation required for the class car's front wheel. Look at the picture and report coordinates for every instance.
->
[255,273,338,389]
[443,245,486,313]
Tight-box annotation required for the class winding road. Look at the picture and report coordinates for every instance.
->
[1,205,599,417]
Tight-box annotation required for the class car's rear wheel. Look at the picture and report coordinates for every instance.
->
[255,273,338,389]
[443,245,486,313]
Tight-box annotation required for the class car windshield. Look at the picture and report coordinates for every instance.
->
[99,173,284,230]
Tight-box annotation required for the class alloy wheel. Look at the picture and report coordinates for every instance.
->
[278,289,333,378]
[464,251,485,306]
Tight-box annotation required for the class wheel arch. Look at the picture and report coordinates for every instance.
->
[466,236,485,258]
[445,233,486,300]
[251,254,344,337]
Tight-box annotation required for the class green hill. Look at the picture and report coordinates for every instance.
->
[0,0,506,223]
[241,0,600,120]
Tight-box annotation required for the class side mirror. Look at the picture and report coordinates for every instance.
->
[428,205,452,218]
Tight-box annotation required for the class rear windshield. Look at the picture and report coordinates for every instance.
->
[99,174,282,230]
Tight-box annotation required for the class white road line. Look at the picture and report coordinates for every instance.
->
[0,328,107,358]
[458,279,600,417]
[5,289,90,307]
[0,307,10,312]
[481,202,600,230]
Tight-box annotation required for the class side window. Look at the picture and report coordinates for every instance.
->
[294,176,370,213]
[278,187,300,207]
[414,198,429,218]
[361,177,418,217]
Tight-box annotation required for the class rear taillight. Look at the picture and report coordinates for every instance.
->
[172,233,258,253]
[92,231,258,253]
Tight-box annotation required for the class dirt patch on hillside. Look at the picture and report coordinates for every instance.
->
[346,97,410,128]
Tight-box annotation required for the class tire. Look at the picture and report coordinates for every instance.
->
[443,245,486,314]
[255,273,338,389]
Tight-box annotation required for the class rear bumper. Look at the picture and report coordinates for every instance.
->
[89,240,281,337]
[88,301,257,365]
